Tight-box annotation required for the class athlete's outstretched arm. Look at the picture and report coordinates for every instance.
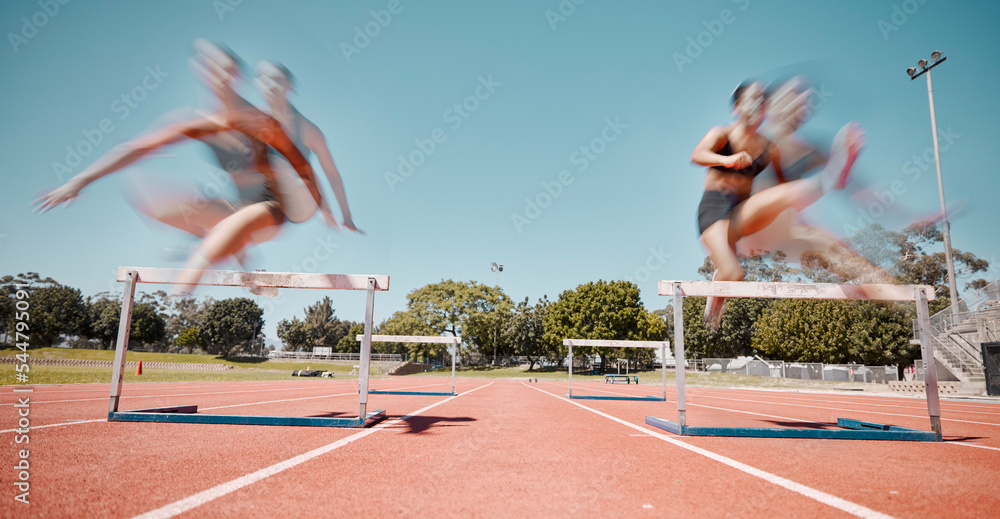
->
[34,115,229,213]
[302,122,360,232]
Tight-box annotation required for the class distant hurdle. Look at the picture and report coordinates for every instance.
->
[564,339,670,401]
[107,267,389,428]
[645,280,943,441]
[357,334,460,396]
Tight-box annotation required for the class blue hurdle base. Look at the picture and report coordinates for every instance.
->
[568,395,666,401]
[644,416,940,441]
[368,390,456,396]
[109,405,386,428]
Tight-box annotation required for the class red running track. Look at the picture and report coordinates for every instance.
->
[1,377,998,518]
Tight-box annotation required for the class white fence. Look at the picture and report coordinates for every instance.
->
[701,358,899,384]
[268,351,403,362]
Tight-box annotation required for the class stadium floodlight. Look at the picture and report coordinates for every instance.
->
[905,51,959,320]
[907,67,917,77]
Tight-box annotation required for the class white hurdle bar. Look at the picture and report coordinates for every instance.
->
[110,267,389,426]
[658,280,942,440]
[563,339,670,401]
[357,335,462,395]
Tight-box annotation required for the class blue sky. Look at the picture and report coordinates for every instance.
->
[3,1,999,347]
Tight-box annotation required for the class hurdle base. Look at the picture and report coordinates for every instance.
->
[109,406,387,428]
[369,390,456,396]
[644,416,939,441]
[568,395,666,402]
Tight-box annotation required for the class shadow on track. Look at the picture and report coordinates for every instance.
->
[394,415,476,434]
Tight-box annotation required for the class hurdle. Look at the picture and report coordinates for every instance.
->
[644,280,943,441]
[564,339,669,401]
[356,334,460,395]
[107,267,389,428]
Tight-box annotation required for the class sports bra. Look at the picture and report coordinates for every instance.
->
[714,140,770,178]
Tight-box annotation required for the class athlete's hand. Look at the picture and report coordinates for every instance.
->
[726,151,753,170]
[33,181,83,214]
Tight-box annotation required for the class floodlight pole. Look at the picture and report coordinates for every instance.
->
[910,56,960,320]
[490,262,501,365]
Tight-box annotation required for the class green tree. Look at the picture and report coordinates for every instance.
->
[375,310,438,362]
[303,296,354,351]
[463,299,515,359]
[336,323,366,354]
[666,297,771,359]
[752,299,915,365]
[276,317,311,352]
[850,223,990,312]
[543,280,666,373]
[175,326,206,351]
[84,295,170,351]
[201,298,264,357]
[1,274,89,347]
[506,297,551,371]
[86,295,122,349]
[162,296,215,352]
[406,280,508,337]
[129,303,167,349]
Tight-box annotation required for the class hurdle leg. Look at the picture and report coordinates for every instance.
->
[109,270,138,414]
[661,344,667,401]
[915,288,943,440]
[673,282,686,429]
[359,277,376,419]
[568,342,573,397]
[451,339,457,395]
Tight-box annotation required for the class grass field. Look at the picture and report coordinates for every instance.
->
[0,347,391,385]
[0,365,301,385]
[2,347,890,392]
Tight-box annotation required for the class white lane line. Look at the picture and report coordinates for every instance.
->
[132,381,494,519]
[0,384,358,406]
[691,394,1000,427]
[947,442,1000,452]
[2,379,457,405]
[696,389,1000,417]
[551,383,834,426]
[525,383,896,519]
[198,381,449,411]
[0,418,109,433]
[0,381,317,395]
[575,385,1000,451]
[0,382,460,433]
